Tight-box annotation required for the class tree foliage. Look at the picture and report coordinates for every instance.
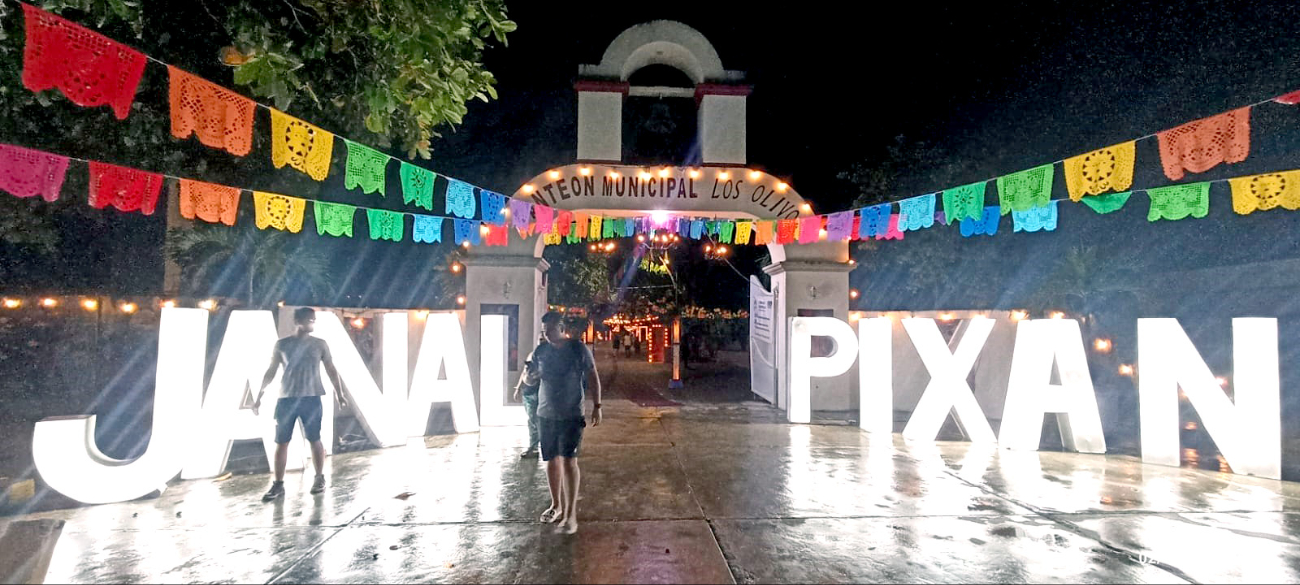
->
[26,0,514,159]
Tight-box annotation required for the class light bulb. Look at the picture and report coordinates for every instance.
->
[81,299,98,311]
[579,167,592,176]
[522,184,535,194]
[659,168,671,178]
[199,300,216,310]
[688,169,701,179]
[718,171,731,181]
[776,182,789,192]
[3,299,21,309]
[749,170,761,180]
[548,170,561,180]
[41,298,58,308]
[120,302,137,314]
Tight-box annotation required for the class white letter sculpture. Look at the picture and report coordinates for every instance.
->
[901,317,997,443]
[33,308,207,504]
[788,316,859,424]
[1138,318,1281,479]
[859,317,893,435]
[478,315,525,427]
[407,312,481,434]
[1000,319,1106,453]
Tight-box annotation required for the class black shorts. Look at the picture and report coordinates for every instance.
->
[539,417,585,461]
[274,396,323,444]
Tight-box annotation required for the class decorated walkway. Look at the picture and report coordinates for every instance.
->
[8,352,1300,584]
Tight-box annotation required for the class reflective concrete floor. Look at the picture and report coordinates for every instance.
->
[11,353,1300,583]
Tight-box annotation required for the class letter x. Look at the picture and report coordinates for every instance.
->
[901,318,997,444]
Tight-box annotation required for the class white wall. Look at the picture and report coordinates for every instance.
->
[577,91,622,162]
[699,94,747,165]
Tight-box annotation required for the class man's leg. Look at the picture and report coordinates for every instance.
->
[303,398,327,494]
[274,442,290,482]
[523,393,540,454]
[265,399,293,501]
[558,457,581,534]
[544,458,563,522]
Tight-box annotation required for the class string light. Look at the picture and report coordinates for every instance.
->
[638,170,652,180]
[801,203,812,213]
[462,241,471,249]
[1094,338,1112,352]
[1049,311,1065,319]
[162,300,176,308]
[41,298,58,308]
[1216,376,1229,387]
[199,300,216,310]
[939,312,955,321]
[776,182,788,192]
[81,299,98,311]
[718,171,730,180]
[451,262,462,273]
[688,169,701,179]
[848,259,857,266]
[609,171,621,179]
[548,170,561,180]
[748,170,761,180]
[1010,310,1028,321]
[850,289,860,300]
[120,302,137,314]
[351,317,366,329]
[1119,364,1134,376]
[522,184,535,194]
[579,167,592,176]
[415,310,429,321]
[3,299,21,309]
[659,168,671,178]
[456,296,467,306]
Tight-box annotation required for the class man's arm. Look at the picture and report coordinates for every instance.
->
[321,349,348,409]
[586,360,602,426]
[253,346,283,415]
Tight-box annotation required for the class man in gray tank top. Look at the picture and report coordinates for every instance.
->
[253,307,347,502]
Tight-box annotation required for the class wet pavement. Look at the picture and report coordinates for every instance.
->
[8,350,1300,583]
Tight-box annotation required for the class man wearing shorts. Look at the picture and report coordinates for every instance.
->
[524,312,601,534]
[253,307,347,502]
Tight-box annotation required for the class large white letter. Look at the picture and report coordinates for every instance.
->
[479,315,524,426]
[183,311,286,479]
[900,317,996,443]
[33,308,207,504]
[859,317,893,435]
[788,316,858,424]
[1000,319,1106,453]
[408,313,480,434]
[313,312,406,447]
[1139,318,1280,479]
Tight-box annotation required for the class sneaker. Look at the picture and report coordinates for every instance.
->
[519,447,539,459]
[262,481,285,502]
[310,475,326,495]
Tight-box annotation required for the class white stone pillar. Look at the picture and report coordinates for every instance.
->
[696,84,751,166]
[764,246,854,413]
[576,81,628,163]
[463,252,550,411]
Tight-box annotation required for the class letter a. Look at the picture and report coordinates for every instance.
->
[1000,319,1106,453]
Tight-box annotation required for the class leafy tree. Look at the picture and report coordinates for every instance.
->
[26,0,514,159]
[166,224,335,307]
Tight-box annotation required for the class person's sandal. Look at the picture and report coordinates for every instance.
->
[540,508,561,523]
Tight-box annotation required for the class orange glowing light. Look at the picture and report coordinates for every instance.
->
[415,310,429,321]
[120,302,137,314]
[1010,310,1028,321]
[659,168,671,178]
[351,317,366,329]
[850,289,860,300]
[3,299,21,309]
[451,262,462,273]
[1119,364,1134,376]
[522,184,535,194]
[704,244,712,252]
[457,296,466,306]
[638,171,652,180]
[1050,311,1065,319]
[41,298,58,308]
[548,170,561,180]
[609,171,621,179]
[1216,376,1228,387]
[579,167,592,176]
[162,300,177,308]
[939,312,955,321]
[801,203,812,213]
[462,241,471,248]
[1094,338,1112,352]
[748,170,761,180]
[776,182,788,192]
[688,169,701,179]
[718,171,731,180]
[81,299,98,311]
[199,299,216,310]
[848,259,857,266]
[637,235,645,242]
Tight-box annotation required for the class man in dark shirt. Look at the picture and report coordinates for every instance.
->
[522,312,601,534]
[253,307,348,502]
